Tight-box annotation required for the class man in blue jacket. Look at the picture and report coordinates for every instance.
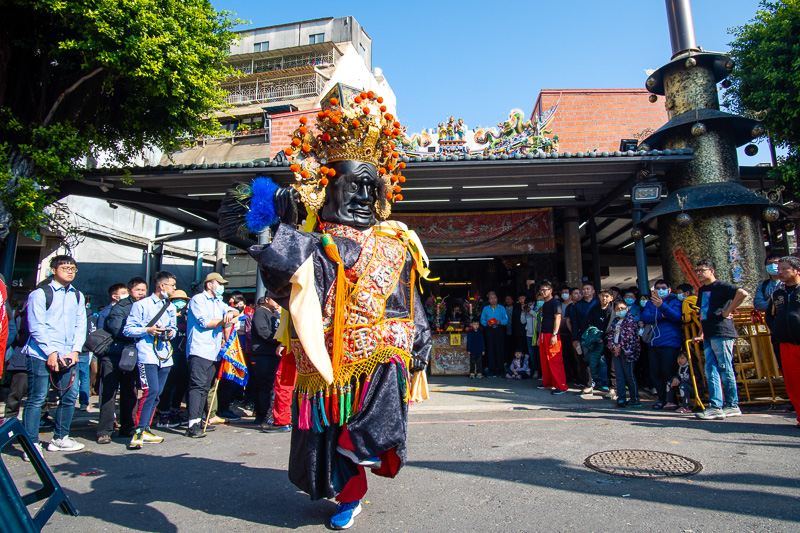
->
[641,279,684,409]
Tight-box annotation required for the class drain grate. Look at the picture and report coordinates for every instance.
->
[584,449,702,478]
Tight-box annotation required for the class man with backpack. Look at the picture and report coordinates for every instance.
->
[565,282,601,395]
[96,277,147,444]
[21,255,87,458]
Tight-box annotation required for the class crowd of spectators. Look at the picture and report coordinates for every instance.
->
[1,255,292,461]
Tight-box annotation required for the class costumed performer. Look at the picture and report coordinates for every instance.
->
[219,85,433,530]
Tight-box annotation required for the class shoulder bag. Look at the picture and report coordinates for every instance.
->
[118,300,170,372]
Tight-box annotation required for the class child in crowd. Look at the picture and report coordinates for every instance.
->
[607,300,641,408]
[665,351,693,413]
[506,350,531,379]
[466,320,485,378]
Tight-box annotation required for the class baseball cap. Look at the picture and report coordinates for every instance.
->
[203,272,229,285]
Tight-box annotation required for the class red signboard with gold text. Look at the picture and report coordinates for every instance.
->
[394,208,554,258]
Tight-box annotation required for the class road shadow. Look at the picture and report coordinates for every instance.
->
[407,456,800,522]
[42,451,331,531]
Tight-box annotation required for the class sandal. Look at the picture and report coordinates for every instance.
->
[676,407,691,414]
[652,402,665,410]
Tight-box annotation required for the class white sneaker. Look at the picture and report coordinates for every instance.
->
[23,442,44,462]
[48,436,86,452]
[722,406,742,418]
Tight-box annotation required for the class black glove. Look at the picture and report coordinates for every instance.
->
[410,356,428,373]
[273,187,301,227]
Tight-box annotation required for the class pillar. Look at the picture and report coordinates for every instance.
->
[563,207,582,287]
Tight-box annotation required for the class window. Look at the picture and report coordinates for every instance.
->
[254,41,269,52]
[309,33,325,44]
[359,43,367,61]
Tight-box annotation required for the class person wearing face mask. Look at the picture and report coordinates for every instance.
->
[755,253,784,371]
[522,297,542,379]
[623,290,641,322]
[557,285,578,385]
[641,280,684,409]
[607,301,641,408]
[185,272,240,438]
[154,290,192,429]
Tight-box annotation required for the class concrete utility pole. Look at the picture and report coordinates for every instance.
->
[637,0,770,301]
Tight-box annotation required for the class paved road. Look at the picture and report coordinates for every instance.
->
[4,377,800,532]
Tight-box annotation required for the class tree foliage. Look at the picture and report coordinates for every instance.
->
[0,0,241,236]
[725,0,800,195]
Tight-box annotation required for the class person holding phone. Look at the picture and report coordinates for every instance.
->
[22,255,88,458]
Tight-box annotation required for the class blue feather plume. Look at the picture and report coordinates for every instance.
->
[245,177,279,233]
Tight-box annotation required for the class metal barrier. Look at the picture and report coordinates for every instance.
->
[0,418,78,532]
[683,306,787,405]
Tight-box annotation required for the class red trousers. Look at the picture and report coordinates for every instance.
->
[779,343,800,424]
[539,334,567,391]
[272,359,296,426]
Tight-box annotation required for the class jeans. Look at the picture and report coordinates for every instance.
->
[704,337,738,409]
[648,346,679,403]
[77,354,92,407]
[526,336,540,373]
[136,363,171,431]
[613,356,638,402]
[23,356,79,443]
[582,341,607,388]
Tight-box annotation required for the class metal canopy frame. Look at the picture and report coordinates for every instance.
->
[73,154,770,257]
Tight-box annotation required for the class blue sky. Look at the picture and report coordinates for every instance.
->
[212,0,773,163]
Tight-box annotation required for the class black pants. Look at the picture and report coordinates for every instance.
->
[97,355,139,438]
[248,354,281,420]
[772,339,783,372]
[575,340,592,387]
[485,327,505,375]
[3,370,27,419]
[649,346,680,403]
[187,356,219,423]
[469,353,482,374]
[216,378,236,414]
[158,351,189,412]
[561,332,578,383]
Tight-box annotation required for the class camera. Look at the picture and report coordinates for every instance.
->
[57,357,72,372]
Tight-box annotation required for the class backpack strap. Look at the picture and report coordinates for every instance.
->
[40,283,81,310]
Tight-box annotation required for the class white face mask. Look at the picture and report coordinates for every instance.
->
[561,293,570,301]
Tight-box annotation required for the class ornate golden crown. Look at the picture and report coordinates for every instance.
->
[284,84,407,217]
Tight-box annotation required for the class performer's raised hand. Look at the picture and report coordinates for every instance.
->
[274,186,301,226]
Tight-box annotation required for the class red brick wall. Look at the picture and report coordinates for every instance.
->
[268,108,320,159]
[531,89,668,153]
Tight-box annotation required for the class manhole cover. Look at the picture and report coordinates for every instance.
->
[584,449,702,478]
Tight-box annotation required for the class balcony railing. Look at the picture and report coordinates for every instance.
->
[229,48,338,75]
[222,72,327,106]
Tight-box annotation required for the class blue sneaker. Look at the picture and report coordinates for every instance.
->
[330,500,362,530]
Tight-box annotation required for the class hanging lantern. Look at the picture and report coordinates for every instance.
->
[649,94,658,103]
[762,206,780,222]
[784,220,796,232]
[685,57,697,68]
[676,213,692,226]
[751,124,766,138]
[691,123,707,137]
[646,76,657,88]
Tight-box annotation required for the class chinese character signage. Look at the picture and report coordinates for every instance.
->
[395,208,554,258]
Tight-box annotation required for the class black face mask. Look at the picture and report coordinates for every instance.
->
[319,160,384,230]
[236,305,245,312]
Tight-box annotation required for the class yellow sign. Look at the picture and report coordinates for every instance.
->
[450,334,461,345]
